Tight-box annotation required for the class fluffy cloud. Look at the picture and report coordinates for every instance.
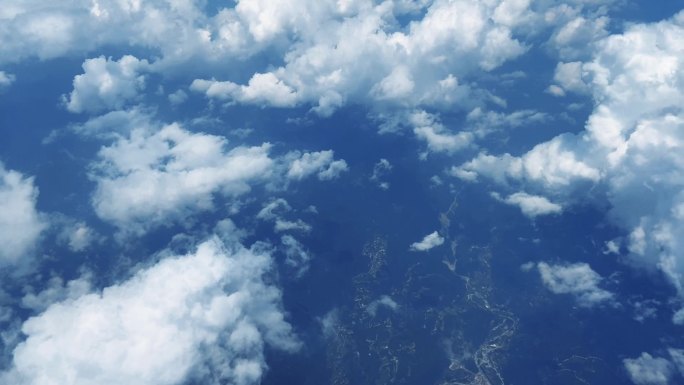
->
[411,110,474,154]
[90,123,274,235]
[547,10,610,61]
[455,12,684,315]
[624,352,676,385]
[0,164,46,266]
[0,235,299,385]
[190,73,298,108]
[409,231,445,252]
[494,192,563,218]
[454,134,601,190]
[190,0,537,117]
[64,55,149,114]
[550,61,591,96]
[537,262,614,307]
[0,1,219,64]
[286,150,348,181]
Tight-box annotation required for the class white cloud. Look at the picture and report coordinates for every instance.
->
[549,14,610,61]
[496,192,563,218]
[69,107,157,139]
[366,295,399,316]
[1,235,299,385]
[0,164,46,266]
[0,1,228,64]
[190,73,298,108]
[411,110,474,154]
[257,199,311,234]
[64,55,149,114]
[456,12,684,313]
[286,150,348,181]
[63,222,97,252]
[370,158,392,189]
[455,134,601,191]
[0,71,15,89]
[90,123,274,235]
[624,353,675,385]
[190,0,533,116]
[167,89,187,105]
[280,235,311,277]
[537,262,614,307]
[409,231,445,252]
[21,274,92,312]
[669,349,684,376]
[256,199,292,222]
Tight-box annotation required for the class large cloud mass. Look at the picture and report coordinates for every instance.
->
[455,11,684,317]
[0,235,299,385]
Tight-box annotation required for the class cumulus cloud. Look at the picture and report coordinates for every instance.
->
[624,352,676,385]
[549,61,591,96]
[64,55,149,114]
[493,192,563,218]
[189,0,536,117]
[409,231,445,252]
[0,0,236,64]
[90,123,274,235]
[2,0,614,166]
[537,262,614,307]
[0,235,299,385]
[455,12,684,314]
[454,134,601,190]
[547,11,610,61]
[190,73,298,108]
[0,164,46,266]
[411,110,474,154]
[286,150,348,181]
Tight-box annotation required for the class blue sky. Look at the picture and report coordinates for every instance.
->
[1,1,684,384]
